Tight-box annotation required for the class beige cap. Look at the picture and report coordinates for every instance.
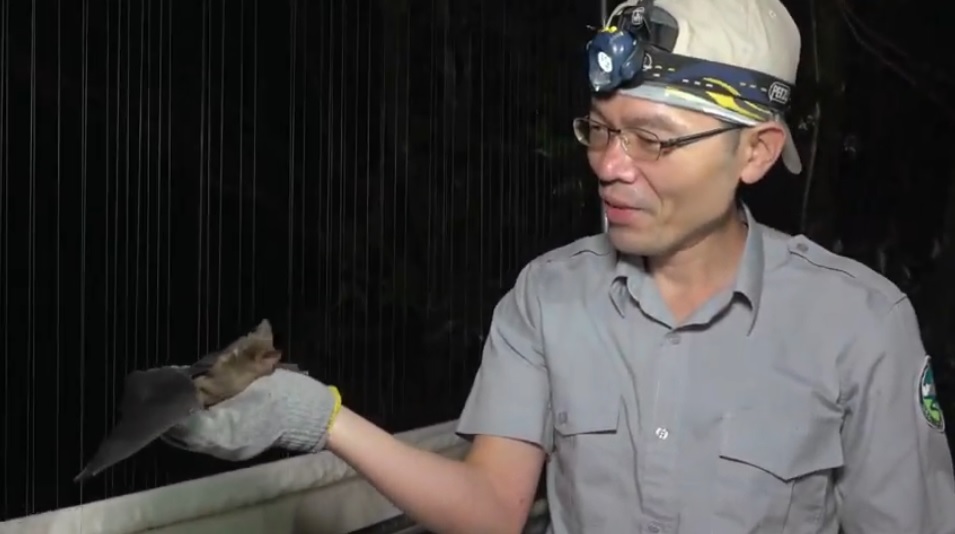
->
[616,0,803,173]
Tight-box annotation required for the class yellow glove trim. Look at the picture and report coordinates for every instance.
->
[327,385,343,429]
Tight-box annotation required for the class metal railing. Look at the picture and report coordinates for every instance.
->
[348,498,550,534]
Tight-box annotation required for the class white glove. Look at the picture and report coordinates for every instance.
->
[161,368,342,461]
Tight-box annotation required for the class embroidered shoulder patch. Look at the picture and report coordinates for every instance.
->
[918,355,945,432]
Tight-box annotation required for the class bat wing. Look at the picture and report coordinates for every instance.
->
[74,367,202,482]
[185,350,225,377]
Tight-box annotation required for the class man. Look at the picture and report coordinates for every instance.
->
[164,0,955,532]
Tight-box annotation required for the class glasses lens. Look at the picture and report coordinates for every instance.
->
[572,118,590,146]
[626,130,662,161]
[573,118,609,149]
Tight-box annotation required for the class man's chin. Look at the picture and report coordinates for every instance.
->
[606,226,669,257]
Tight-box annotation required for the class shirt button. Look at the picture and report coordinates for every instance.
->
[665,332,681,345]
[655,427,669,440]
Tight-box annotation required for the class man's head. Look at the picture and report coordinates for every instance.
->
[578,0,801,257]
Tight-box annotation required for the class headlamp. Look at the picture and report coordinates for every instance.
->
[587,26,645,93]
[585,0,795,115]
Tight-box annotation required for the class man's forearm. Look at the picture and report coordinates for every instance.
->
[326,407,522,534]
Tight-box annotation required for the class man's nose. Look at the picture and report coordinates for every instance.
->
[591,138,635,184]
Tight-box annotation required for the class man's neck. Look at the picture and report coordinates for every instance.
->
[647,209,749,318]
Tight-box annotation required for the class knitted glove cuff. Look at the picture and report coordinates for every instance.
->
[273,376,342,452]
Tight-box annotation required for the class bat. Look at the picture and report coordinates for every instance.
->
[74,319,300,482]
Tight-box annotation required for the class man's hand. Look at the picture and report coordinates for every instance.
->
[161,368,342,461]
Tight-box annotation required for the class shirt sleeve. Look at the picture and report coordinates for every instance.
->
[456,260,553,452]
[837,296,955,533]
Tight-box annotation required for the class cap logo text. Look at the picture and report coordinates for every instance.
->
[768,81,791,105]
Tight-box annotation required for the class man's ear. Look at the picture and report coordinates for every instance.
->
[739,121,786,185]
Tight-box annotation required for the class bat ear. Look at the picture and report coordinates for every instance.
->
[253,319,272,336]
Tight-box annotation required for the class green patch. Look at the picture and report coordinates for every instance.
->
[919,356,945,432]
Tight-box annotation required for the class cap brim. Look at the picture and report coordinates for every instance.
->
[619,83,802,174]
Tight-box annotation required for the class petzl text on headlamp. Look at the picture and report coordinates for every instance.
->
[585,0,795,117]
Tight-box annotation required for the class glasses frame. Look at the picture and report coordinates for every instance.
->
[572,117,746,161]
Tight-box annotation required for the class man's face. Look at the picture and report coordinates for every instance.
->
[588,94,746,257]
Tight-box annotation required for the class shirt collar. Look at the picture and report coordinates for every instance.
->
[608,203,781,330]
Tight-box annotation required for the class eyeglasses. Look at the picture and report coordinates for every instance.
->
[572,117,746,162]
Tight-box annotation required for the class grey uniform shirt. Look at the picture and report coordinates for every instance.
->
[457,206,955,534]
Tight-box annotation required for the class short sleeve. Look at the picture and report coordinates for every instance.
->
[836,296,955,533]
[456,261,553,452]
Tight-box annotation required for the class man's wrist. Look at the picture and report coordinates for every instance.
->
[325,405,360,453]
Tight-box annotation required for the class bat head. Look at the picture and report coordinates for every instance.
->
[237,319,283,375]
[193,319,287,407]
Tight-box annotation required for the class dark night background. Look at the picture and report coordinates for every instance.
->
[2,0,955,523]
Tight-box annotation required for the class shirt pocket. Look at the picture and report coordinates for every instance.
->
[550,350,623,458]
[550,383,630,533]
[712,404,844,533]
